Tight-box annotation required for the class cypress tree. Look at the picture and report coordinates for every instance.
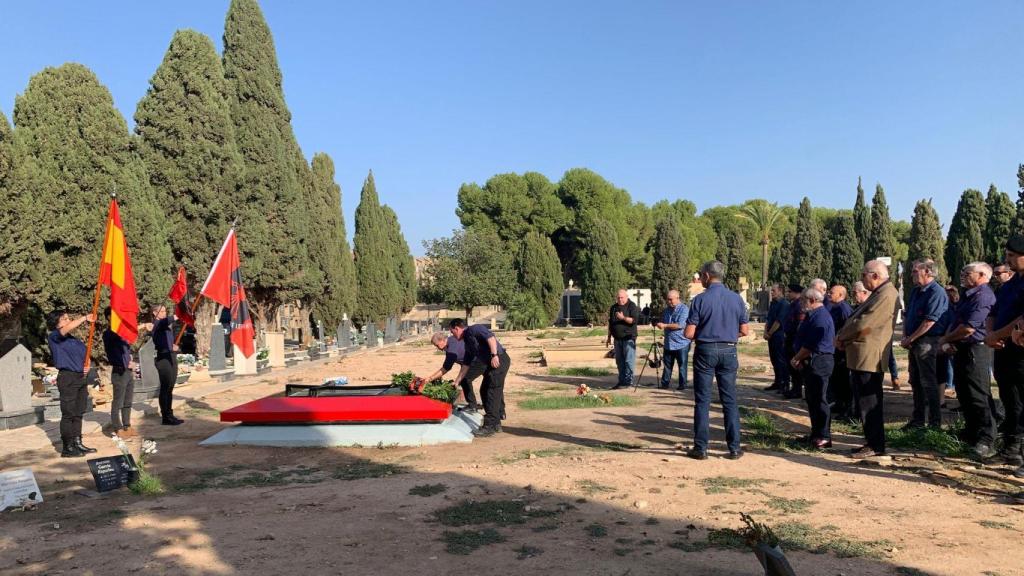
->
[307,153,356,329]
[866,184,895,259]
[354,172,397,324]
[768,227,794,285]
[724,228,747,292]
[0,109,36,339]
[905,199,947,299]
[518,231,564,324]
[578,219,624,325]
[1015,165,1024,233]
[381,205,417,312]
[790,198,823,286]
[819,218,833,283]
[945,189,986,279]
[984,184,1015,264]
[650,217,688,300]
[11,64,173,315]
[853,177,871,256]
[829,214,863,289]
[223,0,312,326]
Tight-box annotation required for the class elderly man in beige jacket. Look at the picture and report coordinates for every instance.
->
[836,260,900,457]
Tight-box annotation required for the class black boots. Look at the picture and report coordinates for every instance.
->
[75,436,97,454]
[60,438,84,458]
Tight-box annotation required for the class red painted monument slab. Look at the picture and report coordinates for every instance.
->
[220,395,452,424]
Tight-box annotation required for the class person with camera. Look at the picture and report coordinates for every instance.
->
[790,287,836,449]
[46,309,98,458]
[606,289,640,390]
[655,289,690,391]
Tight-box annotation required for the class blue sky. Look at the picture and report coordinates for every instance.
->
[2,1,1021,254]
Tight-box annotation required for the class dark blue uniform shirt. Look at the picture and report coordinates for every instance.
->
[686,283,749,343]
[990,274,1024,330]
[442,336,467,372]
[828,301,853,332]
[905,281,948,337]
[462,324,505,364]
[935,302,956,336]
[48,330,86,373]
[102,329,132,369]
[765,297,790,332]
[782,298,805,338]
[153,317,175,356]
[951,284,995,343]
[794,305,835,355]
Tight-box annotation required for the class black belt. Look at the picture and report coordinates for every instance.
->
[57,369,84,375]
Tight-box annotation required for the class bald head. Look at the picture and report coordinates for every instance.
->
[862,260,890,291]
[828,284,847,304]
[665,289,680,306]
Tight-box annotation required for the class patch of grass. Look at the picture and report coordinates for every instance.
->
[774,522,890,559]
[668,539,710,552]
[129,470,164,496]
[613,548,633,556]
[765,496,815,514]
[175,466,323,492]
[577,479,617,495]
[644,517,659,525]
[497,446,582,464]
[514,545,543,559]
[548,367,611,377]
[895,568,934,576]
[585,523,608,537]
[332,461,407,480]
[830,418,861,435]
[441,528,506,555]
[978,520,1016,531]
[530,330,573,339]
[740,409,810,453]
[532,523,559,532]
[526,350,544,359]
[519,394,642,410]
[700,476,773,495]
[884,422,966,457]
[434,500,557,527]
[409,483,448,497]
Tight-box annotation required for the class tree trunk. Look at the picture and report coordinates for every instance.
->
[464,305,473,324]
[194,300,218,359]
[0,301,25,342]
[760,238,769,289]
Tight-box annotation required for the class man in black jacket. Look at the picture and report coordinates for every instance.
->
[606,289,640,390]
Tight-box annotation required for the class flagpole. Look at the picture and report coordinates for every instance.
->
[174,219,238,347]
[84,194,116,372]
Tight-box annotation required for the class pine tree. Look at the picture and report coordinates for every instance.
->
[11,64,173,315]
[853,177,871,256]
[353,172,397,324]
[579,219,624,325]
[866,184,895,260]
[518,231,564,324]
[945,189,986,279]
[724,228,747,292]
[984,184,1015,264]
[650,217,688,300]
[829,214,863,289]
[790,198,823,286]
[905,199,947,299]
[307,153,356,329]
[767,226,794,285]
[223,0,312,326]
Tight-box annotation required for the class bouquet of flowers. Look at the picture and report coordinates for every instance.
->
[576,384,591,397]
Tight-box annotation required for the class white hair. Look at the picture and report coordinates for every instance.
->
[802,288,825,303]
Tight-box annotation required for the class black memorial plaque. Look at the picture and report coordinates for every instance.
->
[87,455,138,493]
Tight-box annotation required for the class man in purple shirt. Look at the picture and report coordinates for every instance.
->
[941,263,997,458]
[426,333,485,411]
[986,236,1024,471]
[449,319,510,437]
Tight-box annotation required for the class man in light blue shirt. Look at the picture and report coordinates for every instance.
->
[656,289,691,391]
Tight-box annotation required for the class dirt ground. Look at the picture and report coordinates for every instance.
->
[2,330,1023,576]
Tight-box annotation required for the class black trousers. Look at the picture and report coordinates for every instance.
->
[850,369,885,452]
[768,332,789,386]
[784,336,802,394]
[829,352,853,417]
[803,354,834,441]
[57,370,89,440]
[460,361,487,407]
[993,346,1024,440]
[953,342,994,445]
[155,354,178,420]
[481,352,510,428]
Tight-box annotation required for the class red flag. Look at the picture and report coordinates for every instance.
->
[167,266,195,328]
[97,199,140,344]
[200,229,255,358]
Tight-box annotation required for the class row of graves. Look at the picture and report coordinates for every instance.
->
[0,316,445,433]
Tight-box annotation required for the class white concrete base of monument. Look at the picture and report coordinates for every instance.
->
[199,409,484,448]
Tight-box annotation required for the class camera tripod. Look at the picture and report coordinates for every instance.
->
[633,328,663,391]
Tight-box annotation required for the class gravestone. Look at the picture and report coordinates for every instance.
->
[87,455,138,493]
[384,317,397,344]
[0,468,43,510]
[265,331,286,368]
[209,326,227,371]
[136,340,161,400]
[366,324,378,347]
[339,320,351,348]
[0,344,34,430]
[234,343,257,375]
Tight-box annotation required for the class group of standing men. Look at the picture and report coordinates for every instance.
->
[48,304,185,457]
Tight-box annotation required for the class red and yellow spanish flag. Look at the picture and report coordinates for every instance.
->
[98,199,140,344]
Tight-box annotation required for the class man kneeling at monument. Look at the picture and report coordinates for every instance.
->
[424,332,486,412]
[449,319,510,437]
